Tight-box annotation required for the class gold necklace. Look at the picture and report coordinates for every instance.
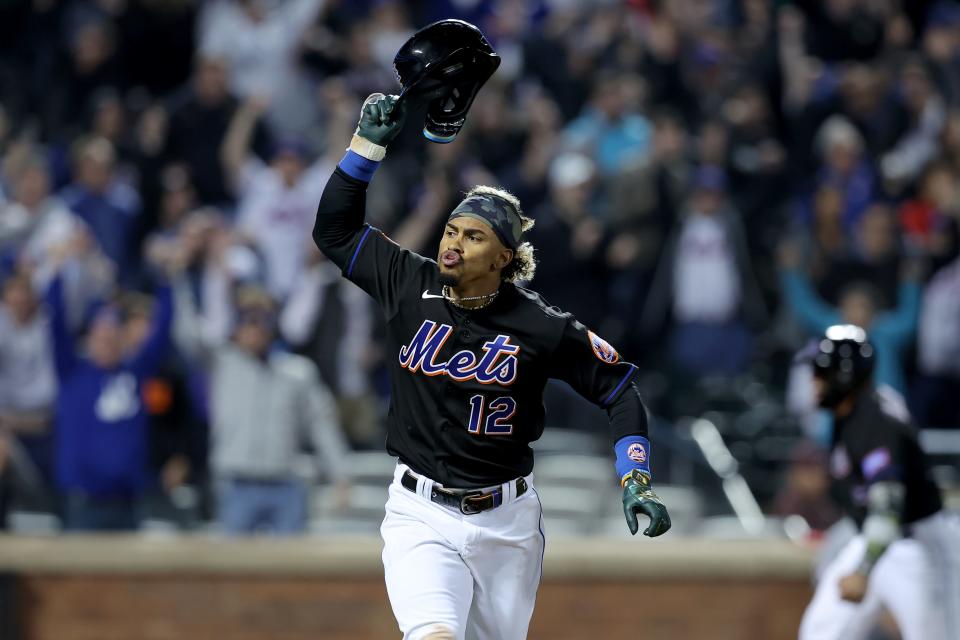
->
[443,285,499,310]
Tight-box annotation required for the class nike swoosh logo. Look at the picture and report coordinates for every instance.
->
[422,290,445,300]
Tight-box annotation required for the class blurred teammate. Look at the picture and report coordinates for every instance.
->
[799,324,960,640]
[312,81,670,640]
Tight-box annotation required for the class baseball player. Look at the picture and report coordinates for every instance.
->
[311,31,670,640]
[799,324,960,640]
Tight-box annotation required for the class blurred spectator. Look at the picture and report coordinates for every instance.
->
[527,152,610,330]
[0,273,57,524]
[522,7,594,120]
[796,0,887,63]
[643,167,766,376]
[817,202,902,308]
[507,90,562,205]
[111,0,198,97]
[778,243,921,396]
[879,58,947,190]
[174,266,348,536]
[721,83,788,253]
[0,273,56,444]
[771,441,842,535]
[0,151,114,327]
[924,2,960,105]
[198,0,327,138]
[123,289,196,522]
[913,254,960,428]
[801,115,877,232]
[59,136,141,279]
[221,96,329,301]
[281,245,381,449]
[165,56,269,207]
[46,254,173,532]
[562,71,651,178]
[898,162,960,268]
[46,14,121,140]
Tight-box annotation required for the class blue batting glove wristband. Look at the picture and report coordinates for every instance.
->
[615,435,652,482]
[338,149,381,183]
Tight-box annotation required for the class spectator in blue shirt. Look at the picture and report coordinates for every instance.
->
[779,242,921,395]
[47,252,173,531]
[562,72,652,178]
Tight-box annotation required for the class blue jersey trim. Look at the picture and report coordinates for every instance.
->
[346,226,373,278]
[615,434,652,480]
[603,364,637,405]
[338,150,381,182]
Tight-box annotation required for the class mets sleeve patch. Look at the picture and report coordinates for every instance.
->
[862,447,892,481]
[588,330,620,364]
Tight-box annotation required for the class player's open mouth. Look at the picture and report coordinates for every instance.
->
[441,251,462,267]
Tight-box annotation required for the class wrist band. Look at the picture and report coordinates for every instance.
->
[339,149,381,182]
[615,435,652,484]
[349,134,387,161]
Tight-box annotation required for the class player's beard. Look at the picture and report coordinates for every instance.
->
[438,272,459,287]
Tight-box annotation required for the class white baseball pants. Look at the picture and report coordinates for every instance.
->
[799,511,960,640]
[380,463,545,640]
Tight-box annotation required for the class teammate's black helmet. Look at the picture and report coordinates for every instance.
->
[393,19,500,143]
[811,324,875,408]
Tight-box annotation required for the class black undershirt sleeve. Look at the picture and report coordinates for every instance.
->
[312,167,369,270]
[605,381,649,442]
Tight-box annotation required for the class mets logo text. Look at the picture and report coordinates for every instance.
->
[627,443,647,464]
[399,320,519,384]
[588,330,619,364]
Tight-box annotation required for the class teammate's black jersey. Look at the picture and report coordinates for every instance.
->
[829,391,942,529]
[314,168,646,487]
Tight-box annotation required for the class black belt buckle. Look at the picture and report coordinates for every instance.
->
[459,489,486,515]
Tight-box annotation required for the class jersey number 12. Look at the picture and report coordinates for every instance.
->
[467,395,516,436]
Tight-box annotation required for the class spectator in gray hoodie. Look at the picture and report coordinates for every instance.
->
[174,248,348,536]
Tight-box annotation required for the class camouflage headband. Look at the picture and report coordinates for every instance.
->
[448,195,522,250]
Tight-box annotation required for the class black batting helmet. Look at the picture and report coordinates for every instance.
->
[393,19,500,143]
[811,324,875,408]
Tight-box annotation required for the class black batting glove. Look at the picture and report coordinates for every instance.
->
[621,469,671,537]
[354,93,406,148]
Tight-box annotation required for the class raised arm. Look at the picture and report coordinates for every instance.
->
[873,277,921,349]
[312,94,430,317]
[44,272,79,379]
[780,267,841,334]
[220,97,268,194]
[128,282,174,376]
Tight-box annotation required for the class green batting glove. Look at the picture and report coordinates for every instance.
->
[622,469,671,537]
[354,93,406,148]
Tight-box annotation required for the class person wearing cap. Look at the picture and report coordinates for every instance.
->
[45,251,173,531]
[798,324,958,640]
[641,165,766,377]
[312,91,670,640]
[172,276,349,536]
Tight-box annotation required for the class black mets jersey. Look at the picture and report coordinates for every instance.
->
[829,391,942,529]
[314,168,646,487]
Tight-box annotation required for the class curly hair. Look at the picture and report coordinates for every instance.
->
[463,185,537,283]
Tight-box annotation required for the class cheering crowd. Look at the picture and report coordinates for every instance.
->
[0,0,959,533]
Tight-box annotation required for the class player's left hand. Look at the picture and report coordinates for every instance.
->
[622,469,671,537]
[838,573,869,603]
